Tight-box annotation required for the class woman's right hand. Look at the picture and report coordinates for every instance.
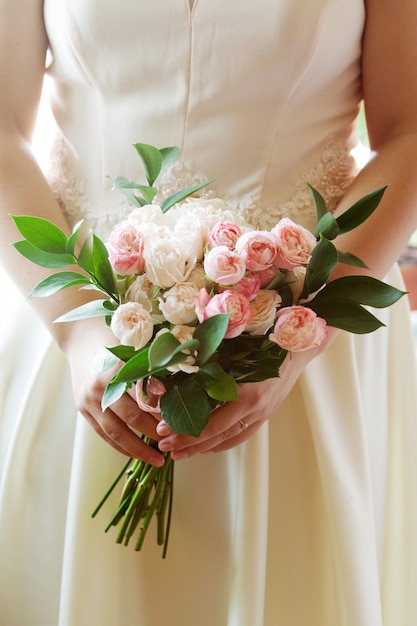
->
[63,317,166,466]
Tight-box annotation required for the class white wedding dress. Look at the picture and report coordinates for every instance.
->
[1,1,417,625]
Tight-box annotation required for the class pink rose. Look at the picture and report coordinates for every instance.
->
[197,289,254,338]
[110,302,154,349]
[255,265,281,288]
[203,245,246,285]
[136,377,166,415]
[207,220,242,249]
[234,231,277,271]
[271,218,317,269]
[219,272,261,301]
[246,290,282,335]
[269,306,328,351]
[195,288,212,323]
[107,221,145,276]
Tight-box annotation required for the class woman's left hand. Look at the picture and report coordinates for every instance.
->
[156,346,313,459]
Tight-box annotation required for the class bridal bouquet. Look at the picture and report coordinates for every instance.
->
[11,143,404,557]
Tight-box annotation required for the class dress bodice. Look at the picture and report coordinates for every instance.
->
[42,0,365,236]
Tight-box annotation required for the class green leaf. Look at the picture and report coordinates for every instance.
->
[193,314,230,364]
[160,179,216,213]
[110,176,144,190]
[110,177,157,204]
[29,271,90,298]
[314,212,339,240]
[93,347,121,372]
[10,214,68,254]
[107,345,138,362]
[308,185,328,222]
[12,240,76,268]
[306,298,385,333]
[336,187,387,234]
[132,143,162,186]
[111,348,151,384]
[337,251,368,269]
[66,221,83,256]
[54,299,113,323]
[217,333,267,358]
[311,275,406,308]
[159,380,211,436]
[148,332,199,370]
[194,362,238,402]
[228,349,288,382]
[303,235,338,297]
[112,187,146,208]
[92,233,117,296]
[77,231,95,274]
[159,146,180,172]
[137,185,158,204]
[102,382,128,412]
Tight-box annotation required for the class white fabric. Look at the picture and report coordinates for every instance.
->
[1,1,417,625]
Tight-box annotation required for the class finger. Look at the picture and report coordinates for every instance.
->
[203,422,260,453]
[168,419,260,460]
[111,393,161,440]
[158,403,241,452]
[84,412,131,456]
[156,420,174,437]
[86,409,166,466]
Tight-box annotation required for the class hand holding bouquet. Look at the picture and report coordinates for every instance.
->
[11,142,404,556]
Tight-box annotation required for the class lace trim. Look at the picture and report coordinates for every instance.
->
[45,135,358,234]
[45,137,98,221]
[245,138,358,230]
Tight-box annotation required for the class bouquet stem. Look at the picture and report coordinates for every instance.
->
[92,438,175,557]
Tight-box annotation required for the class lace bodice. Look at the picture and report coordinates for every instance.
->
[46,134,358,237]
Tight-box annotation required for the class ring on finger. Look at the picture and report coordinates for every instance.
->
[239,419,249,430]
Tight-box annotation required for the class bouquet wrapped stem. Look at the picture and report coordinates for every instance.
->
[10,142,405,557]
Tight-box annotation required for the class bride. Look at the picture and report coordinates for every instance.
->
[1,1,417,625]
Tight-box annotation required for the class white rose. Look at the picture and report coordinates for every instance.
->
[128,204,164,229]
[246,290,282,336]
[111,302,154,349]
[165,325,199,374]
[285,266,307,304]
[144,236,195,288]
[173,213,207,261]
[177,198,252,235]
[169,324,195,343]
[125,275,154,309]
[158,282,200,324]
[125,275,165,322]
[137,222,172,241]
[187,263,208,291]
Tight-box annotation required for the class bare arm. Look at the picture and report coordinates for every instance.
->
[0,1,99,340]
[159,0,417,458]
[329,0,417,279]
[0,1,164,464]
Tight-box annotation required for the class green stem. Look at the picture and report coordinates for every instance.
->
[155,454,173,540]
[101,460,149,531]
[91,457,132,518]
[134,476,163,551]
[162,457,175,559]
[115,465,160,544]
[122,487,150,545]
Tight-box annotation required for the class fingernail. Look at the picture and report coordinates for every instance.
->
[156,421,172,436]
[171,449,189,461]
[158,439,172,452]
